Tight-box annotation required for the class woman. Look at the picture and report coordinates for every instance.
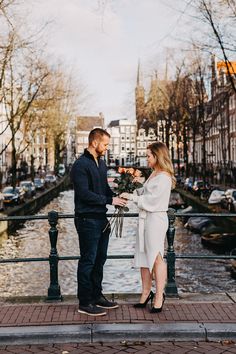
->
[120,142,175,313]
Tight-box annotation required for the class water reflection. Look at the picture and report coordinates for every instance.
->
[0,190,234,297]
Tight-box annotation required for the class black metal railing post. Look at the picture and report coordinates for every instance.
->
[166,208,178,297]
[47,210,62,301]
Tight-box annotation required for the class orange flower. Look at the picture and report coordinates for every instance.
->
[118,167,126,174]
[127,168,135,175]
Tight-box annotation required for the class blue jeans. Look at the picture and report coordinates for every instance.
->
[74,217,110,306]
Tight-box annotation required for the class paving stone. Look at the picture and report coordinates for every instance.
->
[0,298,236,349]
[1,342,236,354]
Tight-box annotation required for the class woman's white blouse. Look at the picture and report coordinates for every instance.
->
[133,173,172,212]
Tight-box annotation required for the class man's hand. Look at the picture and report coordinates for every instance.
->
[112,197,128,207]
[119,192,133,200]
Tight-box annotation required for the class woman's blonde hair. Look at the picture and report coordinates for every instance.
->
[147,142,176,189]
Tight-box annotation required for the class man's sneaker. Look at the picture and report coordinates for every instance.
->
[95,294,119,309]
[78,304,107,316]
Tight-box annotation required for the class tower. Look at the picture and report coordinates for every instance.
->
[147,71,159,115]
[135,60,145,129]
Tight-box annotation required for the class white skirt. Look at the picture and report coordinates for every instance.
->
[134,211,168,271]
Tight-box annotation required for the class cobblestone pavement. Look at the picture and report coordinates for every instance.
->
[0,341,236,354]
[0,302,235,326]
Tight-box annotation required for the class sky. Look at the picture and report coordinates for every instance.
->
[21,0,190,123]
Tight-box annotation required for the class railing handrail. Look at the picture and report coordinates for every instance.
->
[0,209,236,299]
[1,254,235,265]
[0,211,236,222]
[0,213,139,221]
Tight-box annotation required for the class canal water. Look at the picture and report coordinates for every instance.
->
[0,190,235,297]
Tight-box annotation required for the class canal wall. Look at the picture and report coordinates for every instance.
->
[176,187,236,232]
[0,175,71,234]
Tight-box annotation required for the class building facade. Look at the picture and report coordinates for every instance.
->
[107,119,136,165]
[136,128,157,166]
[192,58,236,183]
[75,113,104,157]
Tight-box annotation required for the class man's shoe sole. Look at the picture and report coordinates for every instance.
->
[96,304,119,309]
[78,309,107,316]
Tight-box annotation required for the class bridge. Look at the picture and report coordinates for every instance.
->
[0,210,235,352]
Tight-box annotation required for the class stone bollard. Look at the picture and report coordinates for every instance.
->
[165,208,178,297]
[47,210,62,301]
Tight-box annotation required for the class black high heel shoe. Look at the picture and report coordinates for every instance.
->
[150,293,165,313]
[133,291,154,308]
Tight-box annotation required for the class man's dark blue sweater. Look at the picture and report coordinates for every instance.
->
[70,149,114,217]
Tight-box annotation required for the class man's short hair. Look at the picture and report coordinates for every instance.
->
[88,128,110,145]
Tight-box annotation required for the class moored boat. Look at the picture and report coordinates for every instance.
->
[201,232,236,250]
[169,191,185,209]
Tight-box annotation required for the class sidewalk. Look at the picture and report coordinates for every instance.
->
[1,341,236,354]
[0,292,235,348]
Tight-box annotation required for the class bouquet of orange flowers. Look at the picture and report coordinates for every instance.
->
[114,167,143,194]
[105,167,143,238]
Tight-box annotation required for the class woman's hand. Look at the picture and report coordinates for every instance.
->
[120,192,133,200]
[112,197,127,207]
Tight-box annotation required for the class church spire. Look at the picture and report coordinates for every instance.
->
[137,59,141,86]
[135,60,145,130]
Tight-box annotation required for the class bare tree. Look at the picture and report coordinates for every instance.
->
[37,67,78,173]
[1,46,50,187]
[182,50,210,184]
[195,0,236,92]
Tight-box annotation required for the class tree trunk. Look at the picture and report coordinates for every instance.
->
[30,154,35,181]
[183,124,189,177]
[202,121,207,185]
[192,131,196,181]
[11,141,17,188]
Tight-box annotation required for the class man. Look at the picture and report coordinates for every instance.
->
[70,128,127,316]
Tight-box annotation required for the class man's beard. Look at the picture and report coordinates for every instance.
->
[95,147,105,157]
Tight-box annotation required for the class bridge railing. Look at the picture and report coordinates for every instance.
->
[0,209,235,300]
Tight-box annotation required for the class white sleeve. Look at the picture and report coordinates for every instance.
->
[132,187,144,203]
[135,187,144,196]
[133,175,171,212]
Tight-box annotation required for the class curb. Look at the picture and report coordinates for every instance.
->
[0,323,236,345]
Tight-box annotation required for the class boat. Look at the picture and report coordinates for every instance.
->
[230,260,236,279]
[177,205,193,223]
[184,216,214,233]
[208,189,225,205]
[180,205,193,213]
[201,232,236,250]
[169,191,185,209]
